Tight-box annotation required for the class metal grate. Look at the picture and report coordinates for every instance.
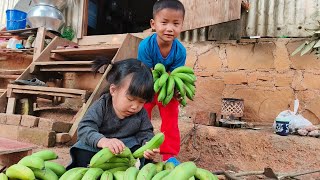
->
[221,98,244,118]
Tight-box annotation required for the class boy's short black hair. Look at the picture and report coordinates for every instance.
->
[153,0,185,18]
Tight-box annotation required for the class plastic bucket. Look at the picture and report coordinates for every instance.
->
[6,9,27,30]
[275,117,290,136]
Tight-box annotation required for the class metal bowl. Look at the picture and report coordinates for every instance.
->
[27,5,65,33]
[32,0,67,10]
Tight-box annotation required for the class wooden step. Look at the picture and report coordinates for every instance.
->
[0,89,5,93]
[0,69,24,79]
[51,45,119,61]
[7,84,89,102]
[31,61,93,72]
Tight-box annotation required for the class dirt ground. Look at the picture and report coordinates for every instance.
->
[34,112,320,179]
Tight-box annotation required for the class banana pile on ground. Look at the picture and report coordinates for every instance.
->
[152,63,196,106]
[0,149,66,180]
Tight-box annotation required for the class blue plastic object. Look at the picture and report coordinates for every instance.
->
[166,157,181,166]
[6,9,27,30]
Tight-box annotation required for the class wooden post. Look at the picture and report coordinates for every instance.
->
[33,27,46,62]
[6,98,16,114]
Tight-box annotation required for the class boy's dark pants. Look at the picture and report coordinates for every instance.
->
[66,145,151,170]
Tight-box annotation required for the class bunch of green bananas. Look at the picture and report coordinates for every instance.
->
[1,150,66,180]
[153,63,196,106]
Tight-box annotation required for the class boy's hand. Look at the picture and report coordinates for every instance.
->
[173,88,183,102]
[143,148,160,160]
[97,137,125,154]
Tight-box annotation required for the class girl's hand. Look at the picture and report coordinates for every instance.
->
[173,88,183,102]
[143,148,160,160]
[97,137,125,154]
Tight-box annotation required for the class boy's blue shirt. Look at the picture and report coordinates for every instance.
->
[138,33,186,72]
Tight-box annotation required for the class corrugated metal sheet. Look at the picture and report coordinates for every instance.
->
[0,0,20,27]
[245,0,320,37]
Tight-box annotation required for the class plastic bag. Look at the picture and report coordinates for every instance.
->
[273,99,312,132]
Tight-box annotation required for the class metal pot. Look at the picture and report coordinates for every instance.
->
[32,0,67,10]
[27,5,65,33]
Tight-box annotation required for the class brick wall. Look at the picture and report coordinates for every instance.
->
[183,38,320,125]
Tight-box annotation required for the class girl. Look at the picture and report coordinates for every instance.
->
[67,57,159,169]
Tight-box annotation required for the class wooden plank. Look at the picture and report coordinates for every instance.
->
[208,19,242,40]
[0,28,38,35]
[0,89,5,93]
[180,0,242,31]
[0,36,76,113]
[0,69,24,75]
[33,27,46,62]
[45,31,57,39]
[0,137,36,155]
[39,67,92,72]
[6,97,16,114]
[11,89,82,99]
[51,45,119,56]
[69,34,142,139]
[50,53,67,61]
[8,84,87,95]
[78,32,153,46]
[34,61,93,65]
[0,75,19,79]
[77,0,89,39]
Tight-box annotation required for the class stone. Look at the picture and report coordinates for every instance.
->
[305,97,320,122]
[226,42,275,70]
[38,118,72,133]
[291,71,306,91]
[18,127,56,147]
[6,114,21,126]
[223,71,247,85]
[0,124,19,140]
[274,39,291,72]
[197,49,222,75]
[301,73,320,89]
[21,115,39,127]
[275,73,293,87]
[56,133,71,143]
[0,113,7,124]
[185,49,197,68]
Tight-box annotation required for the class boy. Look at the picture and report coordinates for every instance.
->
[137,0,186,162]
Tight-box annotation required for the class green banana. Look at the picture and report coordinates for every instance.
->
[32,168,58,180]
[153,78,161,93]
[0,173,8,180]
[108,166,129,174]
[95,162,129,171]
[164,162,175,170]
[184,84,194,101]
[133,133,165,158]
[155,162,164,173]
[100,171,113,180]
[195,168,218,180]
[115,147,136,166]
[107,157,130,163]
[31,150,58,161]
[123,167,139,180]
[158,72,169,87]
[136,163,157,180]
[152,70,160,81]
[154,63,166,74]
[151,170,171,180]
[174,73,195,84]
[18,155,45,170]
[5,164,35,180]
[162,90,174,106]
[189,176,195,180]
[81,168,104,180]
[166,75,175,96]
[173,76,186,97]
[170,66,194,75]
[184,81,195,95]
[90,148,115,168]
[157,82,167,102]
[162,162,197,180]
[113,171,125,180]
[44,161,66,177]
[59,167,88,180]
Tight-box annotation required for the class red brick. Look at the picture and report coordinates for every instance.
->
[21,115,39,127]
[0,124,19,140]
[56,133,71,143]
[193,111,216,126]
[6,114,21,126]
[0,113,7,124]
[0,150,32,167]
[38,118,72,133]
[18,127,56,147]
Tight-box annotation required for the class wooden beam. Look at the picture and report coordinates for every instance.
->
[45,31,57,39]
[50,53,67,61]
[33,61,93,65]
[0,69,24,75]
[33,27,46,62]
[0,37,77,113]
[0,74,19,79]
[6,97,16,114]
[51,45,119,56]
[69,34,143,139]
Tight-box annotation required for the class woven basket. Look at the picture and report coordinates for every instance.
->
[221,98,244,117]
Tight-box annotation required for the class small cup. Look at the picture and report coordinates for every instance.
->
[275,117,290,136]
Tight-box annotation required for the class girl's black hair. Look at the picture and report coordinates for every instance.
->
[92,57,154,102]
[153,0,185,18]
